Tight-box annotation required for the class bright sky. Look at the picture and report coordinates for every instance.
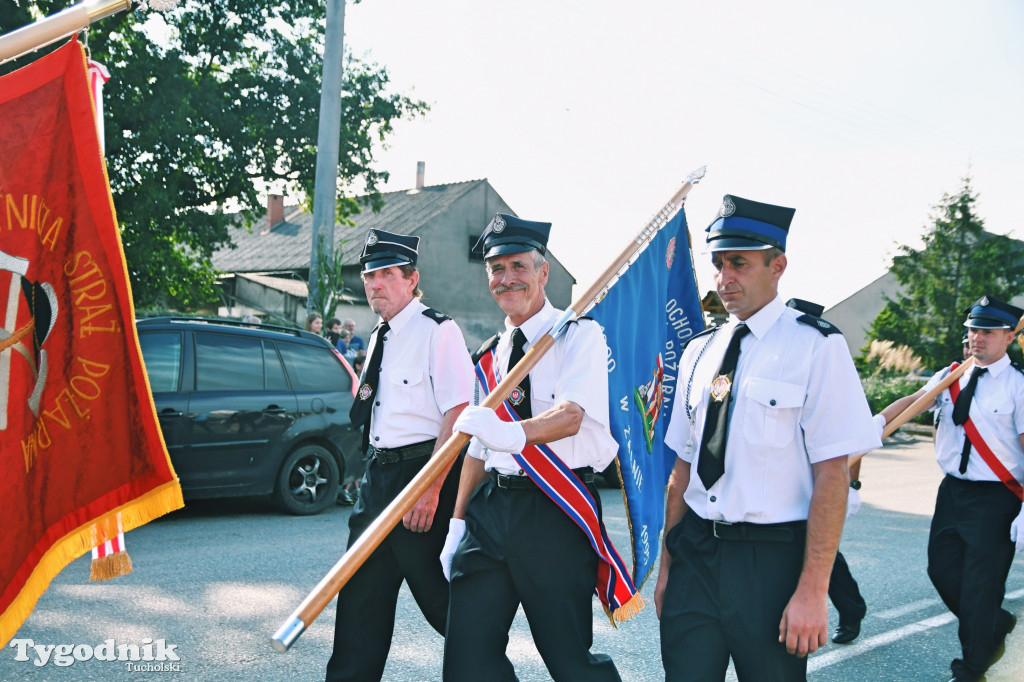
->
[344,0,1024,309]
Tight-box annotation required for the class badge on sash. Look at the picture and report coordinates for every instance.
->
[358,384,373,400]
[508,385,526,406]
[710,375,732,402]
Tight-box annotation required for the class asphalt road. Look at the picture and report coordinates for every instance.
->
[3,434,1023,681]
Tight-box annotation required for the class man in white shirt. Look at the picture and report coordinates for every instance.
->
[325,229,474,682]
[440,214,623,681]
[657,195,880,681]
[875,295,1024,682]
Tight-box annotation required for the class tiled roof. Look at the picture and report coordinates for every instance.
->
[212,180,485,273]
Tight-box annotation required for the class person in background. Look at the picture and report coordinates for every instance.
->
[874,295,1024,682]
[305,313,323,335]
[326,317,345,351]
[343,318,366,358]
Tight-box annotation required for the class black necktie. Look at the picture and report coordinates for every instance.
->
[507,328,532,420]
[698,324,750,489]
[349,321,389,452]
[953,366,987,473]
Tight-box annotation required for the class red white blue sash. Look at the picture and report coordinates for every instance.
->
[949,362,1024,500]
[476,348,643,623]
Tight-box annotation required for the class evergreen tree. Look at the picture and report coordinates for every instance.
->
[867,176,1024,368]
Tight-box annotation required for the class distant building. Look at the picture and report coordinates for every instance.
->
[825,232,1024,357]
[212,178,575,348]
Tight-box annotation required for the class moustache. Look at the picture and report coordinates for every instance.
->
[492,283,528,295]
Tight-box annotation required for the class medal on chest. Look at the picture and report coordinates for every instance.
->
[508,385,526,406]
[710,374,732,402]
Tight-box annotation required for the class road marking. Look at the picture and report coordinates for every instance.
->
[809,588,1024,672]
[874,598,941,620]
[809,613,955,671]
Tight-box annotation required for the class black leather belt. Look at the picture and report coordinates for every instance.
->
[491,467,594,490]
[704,518,806,543]
[369,439,436,465]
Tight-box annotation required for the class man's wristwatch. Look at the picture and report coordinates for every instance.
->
[850,480,862,490]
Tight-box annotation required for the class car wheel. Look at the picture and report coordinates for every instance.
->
[274,444,340,515]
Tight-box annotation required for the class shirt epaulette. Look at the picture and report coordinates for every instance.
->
[1010,358,1024,376]
[796,314,842,336]
[472,333,500,366]
[422,308,451,324]
[684,325,718,348]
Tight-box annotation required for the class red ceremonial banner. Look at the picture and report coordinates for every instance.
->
[0,40,183,646]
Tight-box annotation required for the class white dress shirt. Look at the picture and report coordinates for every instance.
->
[925,354,1024,482]
[665,295,881,524]
[469,300,618,475]
[366,298,474,449]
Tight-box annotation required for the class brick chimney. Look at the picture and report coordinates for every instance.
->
[416,161,425,189]
[267,194,284,230]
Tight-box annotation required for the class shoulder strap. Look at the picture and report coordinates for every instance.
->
[796,314,842,336]
[421,307,451,324]
[471,332,500,366]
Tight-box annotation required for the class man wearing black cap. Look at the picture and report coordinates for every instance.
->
[875,295,1024,682]
[656,196,880,681]
[326,229,474,682]
[440,214,624,681]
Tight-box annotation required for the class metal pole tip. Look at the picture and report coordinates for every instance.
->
[271,616,306,652]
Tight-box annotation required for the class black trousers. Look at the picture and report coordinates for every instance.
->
[443,477,620,682]
[927,474,1021,681]
[326,451,462,682]
[660,513,808,682]
[828,551,866,624]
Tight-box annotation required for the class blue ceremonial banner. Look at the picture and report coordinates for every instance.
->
[589,208,704,586]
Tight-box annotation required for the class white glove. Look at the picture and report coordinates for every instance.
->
[846,488,861,519]
[1010,508,1024,553]
[454,406,527,453]
[440,518,466,581]
[873,414,886,440]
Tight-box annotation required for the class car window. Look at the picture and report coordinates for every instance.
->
[264,341,288,390]
[139,331,183,392]
[277,341,351,392]
[195,332,263,392]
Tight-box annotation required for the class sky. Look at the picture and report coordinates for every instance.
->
[339,0,1024,309]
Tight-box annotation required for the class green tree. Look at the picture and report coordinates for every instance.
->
[0,1,425,309]
[866,176,1024,368]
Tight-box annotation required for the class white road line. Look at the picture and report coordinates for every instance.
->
[874,597,942,620]
[809,613,956,671]
[809,588,1024,672]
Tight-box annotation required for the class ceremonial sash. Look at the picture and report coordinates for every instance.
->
[948,362,1024,501]
[475,348,643,623]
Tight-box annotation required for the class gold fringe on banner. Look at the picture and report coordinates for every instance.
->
[0,480,183,647]
[89,550,133,581]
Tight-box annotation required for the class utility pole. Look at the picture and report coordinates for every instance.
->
[307,0,346,315]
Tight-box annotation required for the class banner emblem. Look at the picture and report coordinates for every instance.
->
[633,355,665,453]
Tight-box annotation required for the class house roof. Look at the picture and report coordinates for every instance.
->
[212,179,486,273]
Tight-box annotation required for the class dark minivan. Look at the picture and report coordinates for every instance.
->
[136,317,362,515]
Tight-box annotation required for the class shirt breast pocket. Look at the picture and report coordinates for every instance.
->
[975,393,1014,424]
[389,368,425,411]
[530,371,556,406]
[742,378,803,447]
